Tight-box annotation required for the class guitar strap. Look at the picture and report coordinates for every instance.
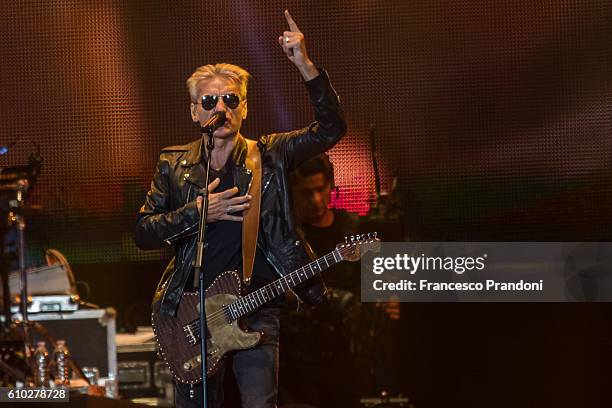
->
[242,138,261,285]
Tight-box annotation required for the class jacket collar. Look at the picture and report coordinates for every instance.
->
[182,134,248,166]
[182,135,251,194]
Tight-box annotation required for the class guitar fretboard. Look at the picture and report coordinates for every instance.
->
[192,248,344,339]
[225,249,342,321]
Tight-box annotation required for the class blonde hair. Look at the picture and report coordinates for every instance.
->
[186,63,251,101]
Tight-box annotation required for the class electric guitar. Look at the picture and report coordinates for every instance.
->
[151,233,380,384]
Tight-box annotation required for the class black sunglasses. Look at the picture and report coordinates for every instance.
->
[196,93,241,111]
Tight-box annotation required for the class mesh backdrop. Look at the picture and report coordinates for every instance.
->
[1,1,611,265]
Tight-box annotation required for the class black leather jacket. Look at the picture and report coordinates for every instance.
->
[135,70,347,316]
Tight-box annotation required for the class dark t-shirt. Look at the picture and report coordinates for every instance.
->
[189,163,277,298]
[300,209,360,292]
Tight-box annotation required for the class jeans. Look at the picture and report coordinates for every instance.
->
[175,306,280,408]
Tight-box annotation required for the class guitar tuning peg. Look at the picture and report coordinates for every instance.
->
[350,235,355,242]
[373,232,378,238]
[344,236,348,244]
[366,233,371,239]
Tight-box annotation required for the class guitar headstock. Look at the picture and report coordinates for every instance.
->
[336,232,381,262]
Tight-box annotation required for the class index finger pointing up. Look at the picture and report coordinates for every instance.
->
[284,9,301,33]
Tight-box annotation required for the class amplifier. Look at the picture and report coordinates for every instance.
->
[11,295,80,314]
[8,264,72,296]
[27,308,117,380]
[116,327,173,402]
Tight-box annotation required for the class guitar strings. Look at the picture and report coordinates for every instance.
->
[182,246,355,336]
[184,263,309,332]
[189,250,341,325]
[182,245,359,336]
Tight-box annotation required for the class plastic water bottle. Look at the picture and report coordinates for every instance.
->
[104,373,118,399]
[33,341,49,387]
[52,340,71,386]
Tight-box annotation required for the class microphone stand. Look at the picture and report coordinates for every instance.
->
[1,155,42,384]
[194,125,215,408]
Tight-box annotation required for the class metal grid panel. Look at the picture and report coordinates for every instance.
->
[1,1,610,263]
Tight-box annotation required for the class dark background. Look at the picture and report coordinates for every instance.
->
[1,1,611,407]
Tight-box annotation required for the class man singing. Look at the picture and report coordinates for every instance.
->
[134,10,346,408]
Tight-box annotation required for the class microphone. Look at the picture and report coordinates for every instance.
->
[201,111,226,133]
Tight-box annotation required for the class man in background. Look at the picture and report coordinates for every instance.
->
[288,154,401,406]
[291,154,360,291]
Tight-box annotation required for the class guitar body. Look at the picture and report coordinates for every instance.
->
[151,270,262,384]
[151,234,379,384]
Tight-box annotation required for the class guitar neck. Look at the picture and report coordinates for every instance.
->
[226,249,343,321]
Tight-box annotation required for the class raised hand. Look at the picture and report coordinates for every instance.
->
[278,10,319,81]
[196,178,251,222]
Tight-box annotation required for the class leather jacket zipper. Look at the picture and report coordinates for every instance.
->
[262,173,274,194]
[164,223,198,245]
[160,243,187,305]
[163,183,197,245]
[161,183,195,306]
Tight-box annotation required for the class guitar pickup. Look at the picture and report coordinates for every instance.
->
[183,325,197,345]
